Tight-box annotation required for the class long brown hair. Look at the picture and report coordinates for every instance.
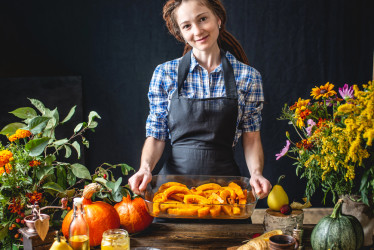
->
[162,0,249,65]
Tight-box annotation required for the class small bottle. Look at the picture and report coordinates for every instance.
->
[69,197,90,250]
[292,223,304,249]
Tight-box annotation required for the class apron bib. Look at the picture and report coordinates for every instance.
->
[160,50,240,176]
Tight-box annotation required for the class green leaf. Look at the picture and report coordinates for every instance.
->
[28,116,51,134]
[64,145,72,158]
[45,108,59,130]
[29,98,46,115]
[74,123,83,133]
[87,121,98,129]
[0,225,9,241]
[9,107,37,119]
[112,186,125,202]
[61,106,76,124]
[71,163,91,180]
[43,182,65,193]
[66,168,76,187]
[0,122,26,135]
[94,177,107,185]
[44,155,56,165]
[56,166,67,190]
[53,139,69,147]
[25,137,50,156]
[36,165,54,180]
[113,177,122,193]
[88,111,101,127]
[120,164,134,176]
[71,141,81,159]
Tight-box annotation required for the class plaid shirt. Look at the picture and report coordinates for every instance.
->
[146,51,264,146]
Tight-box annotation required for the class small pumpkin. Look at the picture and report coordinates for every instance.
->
[114,194,154,234]
[61,183,121,247]
[311,199,364,250]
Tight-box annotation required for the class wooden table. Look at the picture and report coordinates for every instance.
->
[129,222,315,249]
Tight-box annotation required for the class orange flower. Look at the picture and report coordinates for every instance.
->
[317,118,327,127]
[296,139,313,150]
[311,82,337,100]
[26,191,43,204]
[8,134,18,142]
[15,129,32,139]
[8,198,23,214]
[0,149,13,168]
[29,160,41,167]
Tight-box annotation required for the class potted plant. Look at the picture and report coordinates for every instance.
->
[276,81,374,246]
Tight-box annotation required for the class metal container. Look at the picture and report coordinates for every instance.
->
[143,175,258,219]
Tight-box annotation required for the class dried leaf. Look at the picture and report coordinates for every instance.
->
[34,218,49,241]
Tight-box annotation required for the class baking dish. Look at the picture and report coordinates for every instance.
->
[143,175,258,219]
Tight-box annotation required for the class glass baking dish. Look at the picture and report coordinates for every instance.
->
[143,175,258,219]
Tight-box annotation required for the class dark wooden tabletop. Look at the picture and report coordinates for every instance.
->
[129,222,315,249]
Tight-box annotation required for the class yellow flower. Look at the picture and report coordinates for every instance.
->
[363,129,374,146]
[311,82,337,100]
[8,134,18,142]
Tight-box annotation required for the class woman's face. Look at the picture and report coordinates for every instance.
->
[175,0,221,53]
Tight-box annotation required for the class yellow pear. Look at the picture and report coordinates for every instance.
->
[50,231,72,250]
[267,175,289,211]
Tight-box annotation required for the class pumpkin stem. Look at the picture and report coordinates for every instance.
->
[330,198,344,219]
[276,175,286,185]
[83,183,101,200]
[124,185,136,199]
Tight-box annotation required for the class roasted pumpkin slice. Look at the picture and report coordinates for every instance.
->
[159,200,182,212]
[222,204,233,216]
[183,195,210,205]
[228,182,245,199]
[169,193,184,202]
[158,182,187,192]
[197,206,210,218]
[233,204,241,215]
[163,186,192,200]
[168,207,199,216]
[196,183,222,191]
[152,192,165,202]
[221,186,237,200]
[153,203,161,216]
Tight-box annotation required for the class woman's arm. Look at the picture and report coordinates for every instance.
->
[242,131,272,199]
[128,137,165,194]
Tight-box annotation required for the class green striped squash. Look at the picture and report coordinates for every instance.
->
[311,199,364,250]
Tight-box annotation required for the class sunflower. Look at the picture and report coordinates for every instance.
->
[310,82,337,100]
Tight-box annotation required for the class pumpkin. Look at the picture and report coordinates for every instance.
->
[311,199,364,250]
[114,194,154,234]
[61,183,121,247]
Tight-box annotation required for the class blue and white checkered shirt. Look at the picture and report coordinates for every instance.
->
[146,51,264,147]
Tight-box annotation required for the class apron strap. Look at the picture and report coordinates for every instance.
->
[175,49,238,99]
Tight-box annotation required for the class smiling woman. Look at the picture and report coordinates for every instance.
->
[128,0,272,211]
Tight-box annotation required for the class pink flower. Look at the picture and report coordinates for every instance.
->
[339,84,354,100]
[306,119,316,136]
[276,140,291,160]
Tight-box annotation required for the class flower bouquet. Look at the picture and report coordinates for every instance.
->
[276,81,374,209]
[0,99,134,248]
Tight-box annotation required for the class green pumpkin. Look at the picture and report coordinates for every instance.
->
[311,199,364,250]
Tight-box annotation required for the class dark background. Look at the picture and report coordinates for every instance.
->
[0,0,373,208]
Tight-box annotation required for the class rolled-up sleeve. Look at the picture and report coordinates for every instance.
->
[242,69,264,132]
[145,64,169,140]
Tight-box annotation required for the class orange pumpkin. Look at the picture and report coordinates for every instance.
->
[61,183,121,247]
[114,194,154,234]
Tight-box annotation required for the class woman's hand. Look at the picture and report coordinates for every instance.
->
[128,169,153,195]
[250,173,272,199]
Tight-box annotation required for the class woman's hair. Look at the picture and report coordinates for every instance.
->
[163,0,249,65]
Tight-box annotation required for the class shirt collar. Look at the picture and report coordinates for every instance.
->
[189,51,223,73]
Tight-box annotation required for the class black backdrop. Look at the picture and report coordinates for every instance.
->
[0,0,373,208]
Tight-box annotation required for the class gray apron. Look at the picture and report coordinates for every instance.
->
[160,50,240,176]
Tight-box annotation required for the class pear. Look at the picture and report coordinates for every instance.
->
[50,231,72,250]
[267,175,289,211]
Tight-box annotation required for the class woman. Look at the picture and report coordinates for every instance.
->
[129,0,271,200]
